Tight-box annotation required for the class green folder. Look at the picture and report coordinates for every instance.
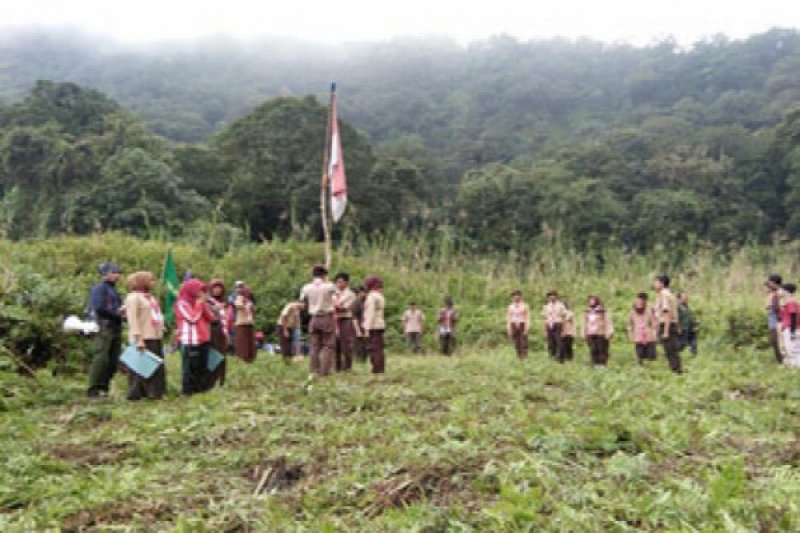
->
[207,348,225,371]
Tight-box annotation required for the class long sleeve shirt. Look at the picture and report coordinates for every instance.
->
[627,309,656,344]
[582,307,614,338]
[363,291,386,331]
[300,278,336,315]
[125,292,165,344]
[89,281,122,331]
[542,301,567,329]
[507,302,531,332]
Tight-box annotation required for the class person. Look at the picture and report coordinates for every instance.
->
[300,265,337,376]
[678,291,699,356]
[780,283,800,367]
[402,302,425,354]
[123,271,166,400]
[542,290,567,359]
[627,292,657,364]
[582,295,614,367]
[351,286,368,363]
[207,279,228,386]
[506,290,530,359]
[334,272,357,372]
[654,274,682,374]
[363,276,386,373]
[175,279,215,395]
[765,274,784,363]
[277,300,305,362]
[234,285,257,363]
[87,262,123,398]
[559,301,575,362]
[437,296,459,355]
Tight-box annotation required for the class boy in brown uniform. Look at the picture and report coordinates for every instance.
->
[542,291,567,359]
[334,272,357,372]
[581,295,614,366]
[654,274,682,374]
[276,300,305,362]
[351,286,368,363]
[300,265,337,376]
[507,290,531,359]
[559,301,575,362]
[627,292,657,363]
[363,276,386,373]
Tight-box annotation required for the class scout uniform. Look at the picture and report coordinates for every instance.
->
[233,292,257,363]
[542,300,567,358]
[363,283,386,373]
[582,303,614,366]
[402,307,425,353]
[276,302,303,361]
[655,288,682,374]
[438,306,458,355]
[300,277,337,376]
[334,286,357,371]
[627,307,657,363]
[124,280,166,400]
[507,301,531,359]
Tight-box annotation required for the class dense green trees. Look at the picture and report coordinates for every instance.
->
[2,28,800,249]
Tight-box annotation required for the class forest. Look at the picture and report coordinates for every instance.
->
[2,27,800,250]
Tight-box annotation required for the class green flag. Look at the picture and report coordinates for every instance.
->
[162,250,180,326]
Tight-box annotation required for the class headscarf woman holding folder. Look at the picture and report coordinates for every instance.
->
[124,272,166,400]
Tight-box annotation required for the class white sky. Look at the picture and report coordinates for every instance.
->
[1,0,797,46]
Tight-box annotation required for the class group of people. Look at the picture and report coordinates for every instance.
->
[85,263,258,399]
[764,274,800,367]
[86,260,798,398]
[500,274,698,374]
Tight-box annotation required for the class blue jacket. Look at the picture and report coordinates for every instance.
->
[88,281,122,330]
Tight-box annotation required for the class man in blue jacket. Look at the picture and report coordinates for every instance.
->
[87,263,123,397]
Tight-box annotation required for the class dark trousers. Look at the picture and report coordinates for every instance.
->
[635,342,657,363]
[88,328,122,395]
[309,313,335,376]
[440,333,455,355]
[659,324,683,374]
[587,335,609,366]
[511,324,528,359]
[406,332,422,353]
[559,336,574,362]
[354,335,368,362]
[769,329,782,363]
[182,343,210,395]
[680,330,698,356]
[276,325,293,361]
[546,324,563,358]
[336,318,355,371]
[126,339,166,400]
[209,322,227,386]
[367,330,385,374]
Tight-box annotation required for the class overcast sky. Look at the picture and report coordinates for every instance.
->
[1,0,797,46]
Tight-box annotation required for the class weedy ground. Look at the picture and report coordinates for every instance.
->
[1,342,799,532]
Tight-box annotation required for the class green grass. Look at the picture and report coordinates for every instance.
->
[2,343,799,531]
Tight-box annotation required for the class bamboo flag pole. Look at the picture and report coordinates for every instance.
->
[320,83,335,270]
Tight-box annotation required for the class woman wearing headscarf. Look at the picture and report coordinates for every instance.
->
[175,279,215,395]
[207,279,228,386]
[234,285,257,363]
[363,276,386,374]
[124,271,166,400]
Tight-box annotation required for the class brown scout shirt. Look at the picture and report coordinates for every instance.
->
[300,278,336,316]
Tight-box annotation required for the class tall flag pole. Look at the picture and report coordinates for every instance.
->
[321,82,346,270]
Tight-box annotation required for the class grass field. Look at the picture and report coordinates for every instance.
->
[2,342,799,532]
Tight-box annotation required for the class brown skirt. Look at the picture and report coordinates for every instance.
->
[234,324,257,362]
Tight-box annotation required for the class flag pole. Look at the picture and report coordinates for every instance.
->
[321,83,335,270]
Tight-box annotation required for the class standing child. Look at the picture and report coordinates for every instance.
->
[277,300,305,363]
[334,273,357,371]
[559,301,575,362]
[542,291,567,359]
[627,292,657,364]
[438,296,459,355]
[300,265,337,376]
[780,283,800,367]
[765,274,784,364]
[678,291,699,356]
[582,295,614,367]
[506,290,531,359]
[654,275,682,374]
[234,286,257,363]
[402,302,425,353]
[351,286,368,363]
[363,276,386,374]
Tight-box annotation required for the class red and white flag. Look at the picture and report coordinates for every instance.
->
[328,88,347,223]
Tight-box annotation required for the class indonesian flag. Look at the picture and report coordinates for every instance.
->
[329,89,347,223]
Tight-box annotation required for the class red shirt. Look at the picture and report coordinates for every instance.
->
[175,300,215,346]
[781,298,800,331]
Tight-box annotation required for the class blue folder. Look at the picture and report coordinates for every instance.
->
[207,348,225,371]
[120,345,163,379]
